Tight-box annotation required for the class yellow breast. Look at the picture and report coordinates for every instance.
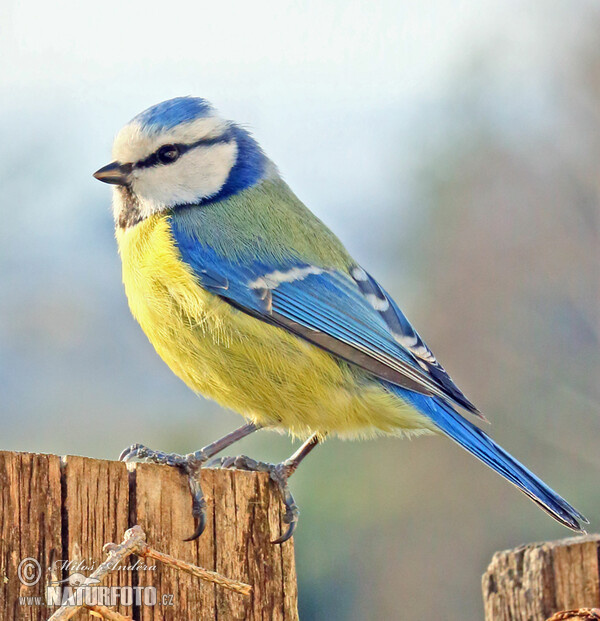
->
[115,215,433,439]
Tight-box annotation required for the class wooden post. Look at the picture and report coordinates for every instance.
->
[0,451,298,620]
[482,535,600,621]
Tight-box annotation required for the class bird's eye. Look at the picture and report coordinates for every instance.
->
[157,144,180,164]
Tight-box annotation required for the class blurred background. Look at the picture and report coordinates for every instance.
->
[1,0,599,618]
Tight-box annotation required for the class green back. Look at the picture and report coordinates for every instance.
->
[170,177,353,270]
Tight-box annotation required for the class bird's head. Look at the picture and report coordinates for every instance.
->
[94,97,269,227]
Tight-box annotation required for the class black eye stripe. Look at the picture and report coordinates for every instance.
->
[134,132,233,169]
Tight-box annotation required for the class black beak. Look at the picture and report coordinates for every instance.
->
[93,161,132,185]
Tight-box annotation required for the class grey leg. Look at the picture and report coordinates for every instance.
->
[211,433,322,543]
[119,422,261,540]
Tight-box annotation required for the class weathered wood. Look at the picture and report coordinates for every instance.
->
[0,451,299,620]
[212,468,297,621]
[483,535,600,621]
[0,452,62,620]
[133,462,217,620]
[62,456,131,620]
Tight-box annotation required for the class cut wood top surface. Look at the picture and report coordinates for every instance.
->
[483,535,600,621]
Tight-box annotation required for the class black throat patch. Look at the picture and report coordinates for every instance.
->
[116,186,144,229]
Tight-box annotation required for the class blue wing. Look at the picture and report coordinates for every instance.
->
[171,218,479,415]
[171,218,587,532]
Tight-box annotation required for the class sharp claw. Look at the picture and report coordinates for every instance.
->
[221,456,237,468]
[209,455,302,543]
[184,511,207,541]
[271,520,298,544]
[119,443,142,462]
[117,425,263,545]
[267,464,299,544]
[118,443,209,542]
[272,496,299,544]
[119,437,305,544]
[182,464,207,542]
[271,486,299,544]
[237,456,262,470]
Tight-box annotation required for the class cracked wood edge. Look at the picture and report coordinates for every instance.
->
[482,535,600,621]
[0,452,299,620]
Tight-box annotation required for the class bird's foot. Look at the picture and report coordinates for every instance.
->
[119,443,209,541]
[209,454,299,544]
[118,423,261,542]
[117,426,315,545]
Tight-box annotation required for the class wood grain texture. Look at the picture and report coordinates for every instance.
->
[133,463,217,620]
[62,456,131,619]
[0,451,62,620]
[483,535,600,621]
[0,452,299,620]
[212,468,298,621]
[134,464,299,621]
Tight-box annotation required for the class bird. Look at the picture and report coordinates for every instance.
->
[94,96,587,543]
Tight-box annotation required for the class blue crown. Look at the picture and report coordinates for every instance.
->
[132,97,214,134]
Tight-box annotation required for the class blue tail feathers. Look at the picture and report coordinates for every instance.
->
[397,389,588,532]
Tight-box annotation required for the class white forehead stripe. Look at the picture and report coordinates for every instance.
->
[128,140,237,211]
[112,116,229,164]
[249,266,325,290]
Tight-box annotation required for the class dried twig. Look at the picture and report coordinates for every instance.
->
[48,526,145,621]
[547,609,600,621]
[47,525,251,621]
[84,604,132,620]
[140,544,252,596]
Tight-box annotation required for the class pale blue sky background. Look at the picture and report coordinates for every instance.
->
[1,1,599,619]
[1,0,594,252]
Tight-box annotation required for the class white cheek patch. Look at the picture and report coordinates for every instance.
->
[130,141,238,213]
[112,117,229,164]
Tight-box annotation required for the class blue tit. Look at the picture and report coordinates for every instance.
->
[94,97,586,542]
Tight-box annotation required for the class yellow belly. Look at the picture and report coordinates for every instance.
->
[116,214,435,439]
